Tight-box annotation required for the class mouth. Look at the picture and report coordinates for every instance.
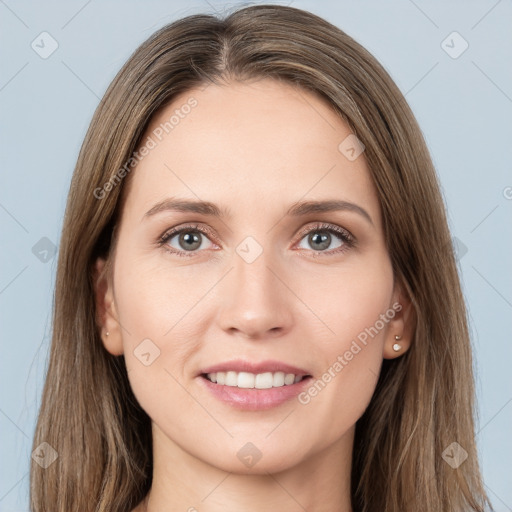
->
[201,371,312,389]
[197,359,313,410]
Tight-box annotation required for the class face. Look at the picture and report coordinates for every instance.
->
[96,79,410,474]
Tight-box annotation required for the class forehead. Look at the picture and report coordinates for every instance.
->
[122,79,380,225]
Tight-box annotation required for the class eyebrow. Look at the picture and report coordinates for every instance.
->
[143,198,373,225]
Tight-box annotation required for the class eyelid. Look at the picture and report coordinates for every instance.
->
[158,223,217,243]
[158,223,220,252]
[293,222,354,246]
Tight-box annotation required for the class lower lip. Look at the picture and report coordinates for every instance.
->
[198,375,312,411]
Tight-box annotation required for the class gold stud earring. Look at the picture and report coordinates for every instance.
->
[393,334,401,352]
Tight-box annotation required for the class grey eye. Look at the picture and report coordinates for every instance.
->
[297,230,344,252]
[166,230,213,252]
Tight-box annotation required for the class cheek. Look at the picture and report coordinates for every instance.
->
[112,253,203,409]
[114,252,195,335]
[293,257,394,435]
[293,251,394,347]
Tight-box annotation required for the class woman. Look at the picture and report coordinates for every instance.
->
[30,4,492,511]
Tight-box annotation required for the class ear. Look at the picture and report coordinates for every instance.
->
[382,279,416,359]
[93,257,124,356]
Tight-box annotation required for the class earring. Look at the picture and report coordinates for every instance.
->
[393,334,401,352]
[105,331,110,337]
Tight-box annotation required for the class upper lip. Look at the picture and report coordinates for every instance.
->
[199,359,311,377]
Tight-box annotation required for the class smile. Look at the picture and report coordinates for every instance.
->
[203,371,309,389]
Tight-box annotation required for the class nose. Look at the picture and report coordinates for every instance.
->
[216,247,294,340]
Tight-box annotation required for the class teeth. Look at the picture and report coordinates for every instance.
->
[284,373,295,385]
[255,372,273,389]
[205,371,306,389]
[273,371,285,387]
[225,371,238,386]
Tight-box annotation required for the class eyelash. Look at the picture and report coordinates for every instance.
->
[157,222,356,258]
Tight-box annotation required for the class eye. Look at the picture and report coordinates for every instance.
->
[158,222,355,258]
[294,222,355,256]
[158,224,218,258]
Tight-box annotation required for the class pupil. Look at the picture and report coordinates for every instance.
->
[310,232,330,250]
[180,232,201,250]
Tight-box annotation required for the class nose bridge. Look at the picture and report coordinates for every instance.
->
[234,244,274,298]
[217,237,292,337]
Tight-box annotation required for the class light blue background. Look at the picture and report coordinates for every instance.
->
[1,0,511,510]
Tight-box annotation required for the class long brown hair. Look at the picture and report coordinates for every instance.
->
[30,4,492,511]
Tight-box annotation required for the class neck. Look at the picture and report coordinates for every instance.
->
[137,424,354,512]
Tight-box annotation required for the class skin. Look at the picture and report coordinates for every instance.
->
[95,79,413,512]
